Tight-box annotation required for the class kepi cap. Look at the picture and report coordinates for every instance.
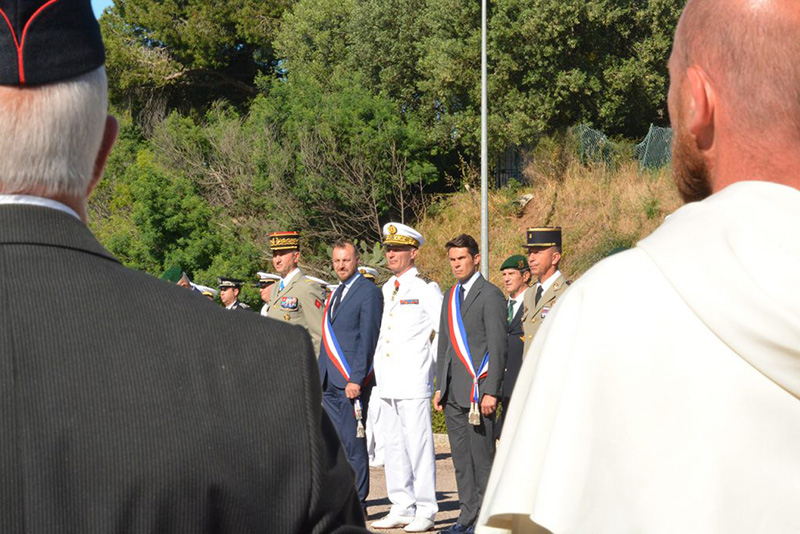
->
[500,254,529,272]
[382,222,424,248]
[0,0,105,86]
[269,231,300,251]
[525,227,562,248]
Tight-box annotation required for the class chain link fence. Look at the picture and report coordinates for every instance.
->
[495,123,673,186]
[634,124,673,171]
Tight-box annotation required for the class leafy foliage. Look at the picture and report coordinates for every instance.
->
[93,0,683,286]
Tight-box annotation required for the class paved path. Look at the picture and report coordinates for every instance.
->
[365,437,459,533]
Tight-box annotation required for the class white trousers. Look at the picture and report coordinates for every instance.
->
[379,396,438,520]
[367,385,385,466]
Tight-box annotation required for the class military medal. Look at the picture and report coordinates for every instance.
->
[447,283,490,426]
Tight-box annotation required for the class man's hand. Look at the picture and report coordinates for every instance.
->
[480,394,497,417]
[345,382,361,399]
[433,391,444,412]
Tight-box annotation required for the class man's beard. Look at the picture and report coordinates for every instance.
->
[671,121,713,203]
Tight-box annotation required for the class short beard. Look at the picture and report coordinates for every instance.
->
[671,123,713,203]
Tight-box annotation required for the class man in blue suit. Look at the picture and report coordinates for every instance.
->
[320,239,384,515]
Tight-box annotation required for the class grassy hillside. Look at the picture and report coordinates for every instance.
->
[413,160,682,289]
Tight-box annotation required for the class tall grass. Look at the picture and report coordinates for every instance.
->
[415,161,682,289]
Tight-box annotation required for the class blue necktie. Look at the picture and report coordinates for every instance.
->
[331,285,344,318]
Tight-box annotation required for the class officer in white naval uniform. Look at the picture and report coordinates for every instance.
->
[371,223,442,533]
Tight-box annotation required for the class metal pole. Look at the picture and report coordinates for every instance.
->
[480,0,489,278]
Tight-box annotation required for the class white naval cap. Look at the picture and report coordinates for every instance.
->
[256,271,281,284]
[382,222,424,248]
[192,283,219,298]
[306,275,329,287]
[357,266,379,279]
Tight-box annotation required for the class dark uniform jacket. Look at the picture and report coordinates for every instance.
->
[0,205,367,534]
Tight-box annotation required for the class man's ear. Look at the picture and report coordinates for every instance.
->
[86,115,119,197]
[686,66,715,149]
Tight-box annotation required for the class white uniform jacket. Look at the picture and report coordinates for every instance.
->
[374,267,443,399]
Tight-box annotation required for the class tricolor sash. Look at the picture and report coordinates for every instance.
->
[322,292,370,437]
[448,283,489,425]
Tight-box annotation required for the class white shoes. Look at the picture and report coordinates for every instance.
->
[404,517,435,532]
[371,514,414,529]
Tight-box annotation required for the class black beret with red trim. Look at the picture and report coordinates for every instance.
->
[0,0,104,86]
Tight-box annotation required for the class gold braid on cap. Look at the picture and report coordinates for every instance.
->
[270,236,300,249]
[383,235,419,247]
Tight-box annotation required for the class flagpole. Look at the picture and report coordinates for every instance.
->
[480,0,489,278]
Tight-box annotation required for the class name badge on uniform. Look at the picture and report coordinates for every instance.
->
[280,296,299,310]
[541,306,551,319]
[400,299,419,305]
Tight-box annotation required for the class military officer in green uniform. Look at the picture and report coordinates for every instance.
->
[267,231,326,358]
[522,227,569,354]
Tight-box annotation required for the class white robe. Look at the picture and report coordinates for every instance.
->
[477,181,800,534]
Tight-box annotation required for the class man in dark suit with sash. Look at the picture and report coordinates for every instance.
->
[319,239,383,515]
[0,2,367,531]
[434,234,507,534]
[495,254,531,439]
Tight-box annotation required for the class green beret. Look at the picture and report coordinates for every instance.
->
[161,266,183,283]
[500,254,529,272]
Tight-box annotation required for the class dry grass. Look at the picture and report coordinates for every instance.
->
[415,161,682,289]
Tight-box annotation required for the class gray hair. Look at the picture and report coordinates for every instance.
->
[0,67,108,198]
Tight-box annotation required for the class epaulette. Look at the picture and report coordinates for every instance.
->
[416,271,434,284]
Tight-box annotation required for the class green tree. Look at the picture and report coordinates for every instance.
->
[101,0,293,123]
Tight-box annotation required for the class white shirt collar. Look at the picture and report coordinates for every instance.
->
[337,272,361,300]
[539,269,562,294]
[393,266,419,284]
[509,287,527,318]
[461,270,482,297]
[0,194,80,220]
[281,268,301,286]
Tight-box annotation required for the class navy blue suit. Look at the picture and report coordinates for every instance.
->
[319,274,383,506]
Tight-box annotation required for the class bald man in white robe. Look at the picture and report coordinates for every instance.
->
[477,1,800,532]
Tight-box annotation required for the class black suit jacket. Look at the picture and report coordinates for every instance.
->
[437,274,507,408]
[502,301,525,400]
[0,205,367,534]
[318,274,383,389]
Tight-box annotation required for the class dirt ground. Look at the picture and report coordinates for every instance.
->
[365,435,458,533]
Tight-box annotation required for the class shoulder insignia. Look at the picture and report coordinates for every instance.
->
[416,271,434,284]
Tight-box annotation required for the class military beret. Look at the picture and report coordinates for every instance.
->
[161,266,183,283]
[500,254,529,272]
[0,0,105,86]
